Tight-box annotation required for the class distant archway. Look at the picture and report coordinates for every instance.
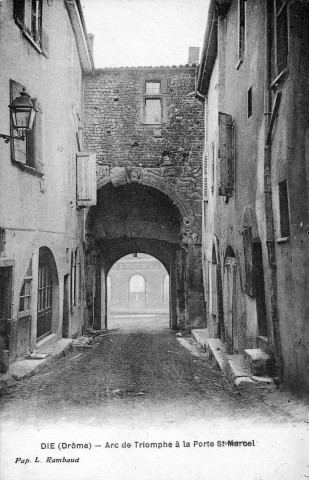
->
[107,253,170,331]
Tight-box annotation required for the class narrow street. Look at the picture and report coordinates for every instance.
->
[1,316,309,480]
[0,316,307,428]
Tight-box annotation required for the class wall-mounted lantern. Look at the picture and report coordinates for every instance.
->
[0,89,37,143]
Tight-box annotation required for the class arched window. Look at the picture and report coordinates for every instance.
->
[129,274,146,307]
[129,274,145,293]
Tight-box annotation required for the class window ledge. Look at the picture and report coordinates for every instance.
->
[271,69,289,90]
[276,236,290,244]
[22,30,42,53]
[18,311,31,319]
[236,58,243,70]
[12,160,44,178]
[36,333,57,349]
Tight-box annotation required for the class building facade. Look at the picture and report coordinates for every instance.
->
[199,0,309,392]
[84,64,205,331]
[0,0,96,369]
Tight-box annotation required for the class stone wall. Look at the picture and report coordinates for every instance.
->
[84,66,205,330]
[84,66,204,228]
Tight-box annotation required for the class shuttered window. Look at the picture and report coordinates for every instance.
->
[202,150,208,200]
[243,226,255,297]
[76,152,97,207]
[278,180,290,237]
[13,0,49,56]
[218,112,235,197]
[238,0,246,60]
[275,0,288,75]
[210,263,218,316]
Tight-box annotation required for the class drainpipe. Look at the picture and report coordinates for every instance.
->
[187,68,206,101]
[264,2,283,383]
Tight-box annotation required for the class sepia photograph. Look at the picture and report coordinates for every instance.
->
[0,0,309,479]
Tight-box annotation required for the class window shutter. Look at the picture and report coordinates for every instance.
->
[13,0,25,28]
[34,100,43,171]
[41,29,49,58]
[218,112,235,197]
[202,150,208,200]
[76,152,97,207]
[210,263,218,316]
[10,80,27,164]
[243,226,255,297]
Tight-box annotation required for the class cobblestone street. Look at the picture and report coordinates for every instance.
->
[0,316,308,428]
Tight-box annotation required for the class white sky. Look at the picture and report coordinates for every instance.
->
[82,0,209,68]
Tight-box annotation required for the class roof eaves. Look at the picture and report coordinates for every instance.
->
[65,0,94,73]
[197,0,232,95]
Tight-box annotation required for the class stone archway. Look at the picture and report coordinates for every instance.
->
[85,181,205,332]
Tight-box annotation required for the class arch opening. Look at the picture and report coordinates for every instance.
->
[85,181,205,332]
[107,253,170,332]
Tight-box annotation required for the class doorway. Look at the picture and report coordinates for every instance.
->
[0,266,12,350]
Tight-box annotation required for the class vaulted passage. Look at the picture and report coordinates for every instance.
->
[85,183,205,331]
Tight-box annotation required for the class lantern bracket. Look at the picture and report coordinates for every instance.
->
[0,133,25,144]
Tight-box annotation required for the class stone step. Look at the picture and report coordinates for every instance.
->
[257,335,272,355]
[191,331,277,392]
[191,328,209,351]
[224,354,276,391]
[205,338,229,371]
[191,329,229,371]
[244,348,275,376]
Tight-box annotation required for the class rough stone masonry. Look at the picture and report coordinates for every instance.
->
[83,66,205,330]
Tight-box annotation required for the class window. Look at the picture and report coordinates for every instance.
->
[143,81,162,124]
[209,245,218,316]
[243,226,255,297]
[145,82,160,95]
[129,275,145,293]
[145,99,161,124]
[37,254,53,339]
[247,86,252,118]
[13,0,49,56]
[76,152,97,207]
[275,0,288,75]
[129,274,146,306]
[71,251,76,308]
[278,180,290,237]
[10,80,43,171]
[238,0,246,60]
[202,150,208,201]
[0,266,13,350]
[19,280,31,313]
[218,112,235,197]
[211,142,215,193]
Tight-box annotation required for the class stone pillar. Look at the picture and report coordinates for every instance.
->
[176,248,187,330]
[186,242,206,330]
[93,263,102,330]
[169,249,177,330]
